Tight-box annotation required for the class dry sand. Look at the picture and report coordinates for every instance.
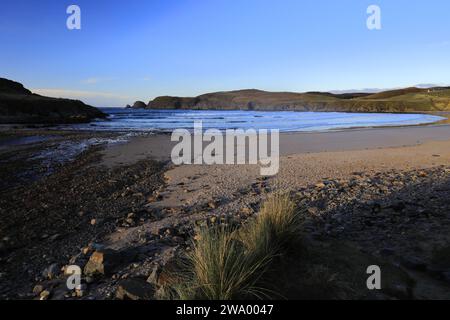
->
[100,124,450,211]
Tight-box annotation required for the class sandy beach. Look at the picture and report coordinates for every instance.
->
[1,123,450,299]
[99,124,450,210]
[100,123,450,165]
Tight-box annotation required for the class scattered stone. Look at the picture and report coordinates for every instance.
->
[84,249,135,276]
[418,171,428,177]
[307,207,320,215]
[115,279,155,300]
[33,284,45,295]
[75,284,87,297]
[164,228,174,236]
[208,201,217,209]
[42,263,60,280]
[50,282,71,300]
[39,290,51,300]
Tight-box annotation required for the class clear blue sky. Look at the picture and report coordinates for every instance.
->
[1,0,449,107]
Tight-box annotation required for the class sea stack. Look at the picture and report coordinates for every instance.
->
[131,101,147,109]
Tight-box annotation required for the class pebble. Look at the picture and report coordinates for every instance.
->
[42,263,60,280]
[75,284,87,297]
[39,290,51,300]
[418,171,428,177]
[33,284,45,295]
[208,201,217,209]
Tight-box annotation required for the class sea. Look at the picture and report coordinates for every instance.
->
[65,108,445,133]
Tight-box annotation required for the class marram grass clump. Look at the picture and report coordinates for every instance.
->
[240,192,299,253]
[169,193,300,300]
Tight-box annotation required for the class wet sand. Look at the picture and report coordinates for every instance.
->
[100,124,450,166]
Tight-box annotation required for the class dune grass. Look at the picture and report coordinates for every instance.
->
[170,193,300,300]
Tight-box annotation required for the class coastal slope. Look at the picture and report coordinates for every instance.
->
[0,78,106,124]
[145,87,450,113]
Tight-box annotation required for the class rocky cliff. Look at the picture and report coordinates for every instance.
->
[0,78,106,124]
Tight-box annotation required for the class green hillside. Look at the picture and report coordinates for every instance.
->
[145,87,450,113]
[355,88,450,112]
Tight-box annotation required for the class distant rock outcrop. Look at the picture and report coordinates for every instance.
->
[0,78,106,124]
[131,101,147,109]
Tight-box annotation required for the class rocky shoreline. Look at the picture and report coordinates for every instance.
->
[1,130,450,299]
[0,136,166,299]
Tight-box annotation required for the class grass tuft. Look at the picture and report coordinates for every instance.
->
[170,193,300,300]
